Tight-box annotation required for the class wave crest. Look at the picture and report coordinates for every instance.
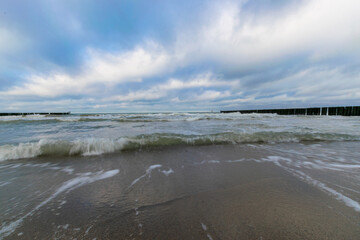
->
[0,132,358,161]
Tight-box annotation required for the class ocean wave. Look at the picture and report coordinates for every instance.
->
[0,117,113,124]
[0,113,282,124]
[0,132,358,161]
[0,117,187,124]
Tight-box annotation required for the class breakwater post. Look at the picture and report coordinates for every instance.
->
[220,106,360,116]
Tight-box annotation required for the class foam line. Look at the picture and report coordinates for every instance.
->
[2,130,359,161]
[200,223,213,240]
[261,156,360,213]
[130,165,162,187]
[292,169,360,212]
[161,168,174,176]
[0,169,119,238]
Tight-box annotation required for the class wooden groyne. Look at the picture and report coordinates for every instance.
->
[220,106,360,116]
[0,112,70,116]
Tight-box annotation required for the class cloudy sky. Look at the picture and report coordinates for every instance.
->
[0,0,359,112]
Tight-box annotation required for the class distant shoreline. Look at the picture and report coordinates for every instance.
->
[221,106,360,116]
[0,112,70,116]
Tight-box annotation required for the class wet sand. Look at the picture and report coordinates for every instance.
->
[1,144,360,239]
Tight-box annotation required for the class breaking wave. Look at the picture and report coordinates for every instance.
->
[0,112,279,124]
[1,132,359,161]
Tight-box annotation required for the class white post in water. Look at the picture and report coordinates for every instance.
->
[305,109,307,115]
[320,107,322,116]
[326,107,329,116]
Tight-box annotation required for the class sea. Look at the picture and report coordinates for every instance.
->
[1,112,360,239]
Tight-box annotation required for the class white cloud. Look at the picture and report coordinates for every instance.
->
[176,0,360,70]
[2,0,360,111]
[85,43,170,84]
[163,73,239,90]
[3,42,171,97]
[111,72,239,102]
[191,90,231,101]
[215,66,360,109]
[114,88,166,102]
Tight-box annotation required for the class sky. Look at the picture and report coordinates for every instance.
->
[0,0,359,112]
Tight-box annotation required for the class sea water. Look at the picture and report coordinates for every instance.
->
[1,112,360,238]
[1,112,359,160]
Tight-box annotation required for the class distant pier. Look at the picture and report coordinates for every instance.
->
[0,112,70,116]
[220,106,360,116]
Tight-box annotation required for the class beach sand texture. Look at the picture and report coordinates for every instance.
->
[1,143,360,239]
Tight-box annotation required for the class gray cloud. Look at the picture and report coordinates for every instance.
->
[0,0,359,112]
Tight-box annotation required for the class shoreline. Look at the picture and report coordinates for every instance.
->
[1,143,360,239]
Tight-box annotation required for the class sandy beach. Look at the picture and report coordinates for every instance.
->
[1,143,360,239]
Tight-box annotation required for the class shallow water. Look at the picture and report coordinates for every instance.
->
[1,113,359,160]
[1,113,360,239]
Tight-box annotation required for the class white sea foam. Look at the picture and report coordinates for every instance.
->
[0,169,119,238]
[292,169,360,212]
[200,223,213,240]
[333,184,360,194]
[185,117,202,121]
[261,156,293,167]
[259,155,360,213]
[61,224,69,230]
[10,164,22,168]
[0,143,42,161]
[2,162,75,175]
[61,167,74,174]
[130,164,162,187]
[0,138,129,161]
[327,163,360,169]
[201,223,207,231]
[85,225,93,235]
[0,181,10,187]
[194,160,207,165]
[208,160,220,164]
[226,158,246,163]
[70,138,128,156]
[161,168,174,176]
[135,207,139,215]
[1,127,359,161]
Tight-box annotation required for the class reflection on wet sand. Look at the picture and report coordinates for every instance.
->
[1,143,360,239]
